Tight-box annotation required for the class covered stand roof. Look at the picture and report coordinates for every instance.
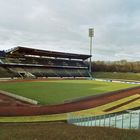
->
[5,46,91,60]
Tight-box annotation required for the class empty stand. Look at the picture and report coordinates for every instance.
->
[0,46,91,78]
[0,66,19,78]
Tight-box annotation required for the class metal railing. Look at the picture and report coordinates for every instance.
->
[67,110,140,129]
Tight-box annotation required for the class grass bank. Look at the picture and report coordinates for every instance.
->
[93,72,140,81]
[0,122,140,140]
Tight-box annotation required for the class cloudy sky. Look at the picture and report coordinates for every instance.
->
[0,0,140,61]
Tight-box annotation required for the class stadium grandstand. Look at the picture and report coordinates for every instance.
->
[0,46,91,79]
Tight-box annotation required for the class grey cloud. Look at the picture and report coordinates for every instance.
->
[0,0,139,61]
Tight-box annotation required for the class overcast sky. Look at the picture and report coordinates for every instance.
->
[0,0,140,61]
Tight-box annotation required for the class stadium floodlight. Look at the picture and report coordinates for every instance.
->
[89,28,94,37]
[89,28,94,74]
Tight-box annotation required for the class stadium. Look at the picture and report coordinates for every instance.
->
[0,46,91,79]
[0,46,140,130]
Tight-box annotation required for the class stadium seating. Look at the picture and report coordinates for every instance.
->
[23,67,90,78]
[0,47,91,78]
[0,66,20,78]
[3,57,87,68]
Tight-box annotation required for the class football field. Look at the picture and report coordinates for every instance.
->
[0,80,137,105]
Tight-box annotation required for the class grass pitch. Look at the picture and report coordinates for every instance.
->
[0,80,137,105]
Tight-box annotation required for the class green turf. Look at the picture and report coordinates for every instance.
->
[93,72,140,81]
[0,80,138,105]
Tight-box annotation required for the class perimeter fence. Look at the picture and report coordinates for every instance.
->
[67,110,140,129]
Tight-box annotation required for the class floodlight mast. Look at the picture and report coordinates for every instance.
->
[89,28,94,74]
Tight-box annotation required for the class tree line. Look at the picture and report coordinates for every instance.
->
[90,60,140,73]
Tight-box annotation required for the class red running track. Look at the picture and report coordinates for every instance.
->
[0,86,140,116]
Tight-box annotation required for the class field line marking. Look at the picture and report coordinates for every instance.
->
[0,90,38,105]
